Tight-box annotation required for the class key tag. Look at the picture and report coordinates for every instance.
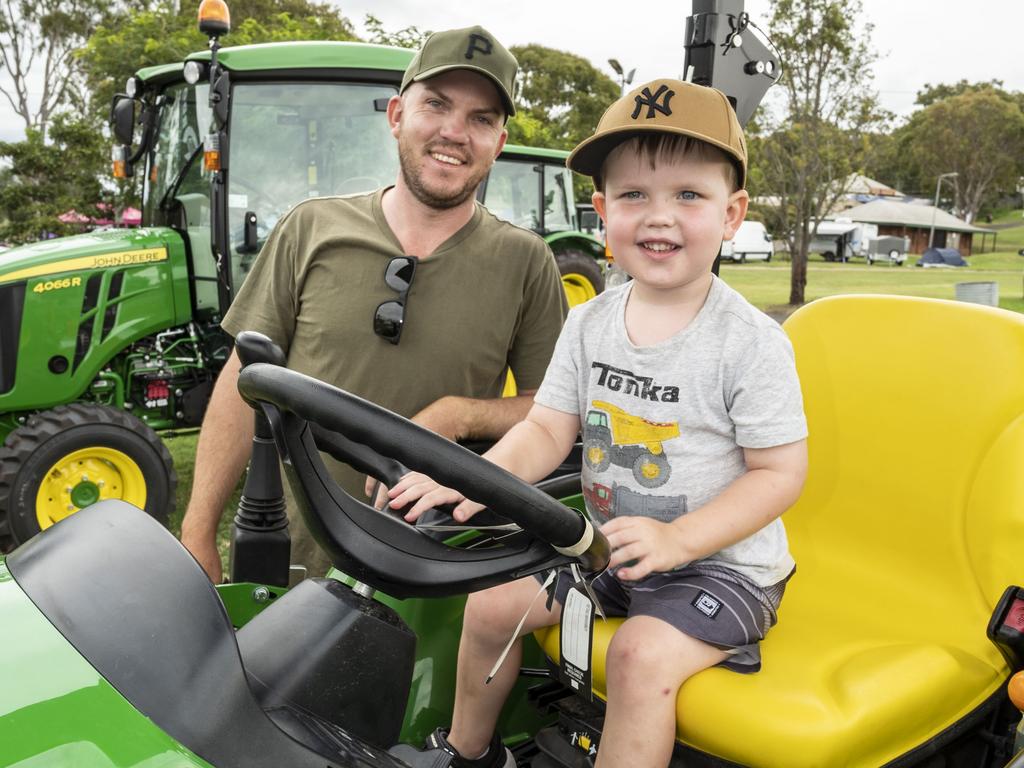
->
[559,566,596,700]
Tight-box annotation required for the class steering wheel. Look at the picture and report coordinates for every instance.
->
[234,333,609,600]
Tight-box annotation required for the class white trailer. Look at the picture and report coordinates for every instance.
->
[808,219,879,262]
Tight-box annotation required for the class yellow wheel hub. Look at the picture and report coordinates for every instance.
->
[35,447,147,530]
[640,461,661,480]
[561,273,598,308]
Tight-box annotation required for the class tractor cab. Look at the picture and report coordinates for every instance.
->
[111,16,604,323]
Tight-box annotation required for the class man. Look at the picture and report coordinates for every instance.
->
[180,26,567,582]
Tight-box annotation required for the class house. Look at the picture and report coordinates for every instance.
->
[840,199,995,256]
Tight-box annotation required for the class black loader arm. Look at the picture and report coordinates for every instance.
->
[684,0,781,126]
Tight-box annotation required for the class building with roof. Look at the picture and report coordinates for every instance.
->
[840,199,996,256]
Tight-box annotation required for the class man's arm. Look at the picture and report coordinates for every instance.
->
[410,388,540,442]
[367,389,540,506]
[179,349,254,582]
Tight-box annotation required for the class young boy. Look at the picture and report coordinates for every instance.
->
[388,78,808,768]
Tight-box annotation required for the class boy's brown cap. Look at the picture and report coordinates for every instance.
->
[567,78,747,188]
[400,26,517,118]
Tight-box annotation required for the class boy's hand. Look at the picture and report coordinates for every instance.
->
[386,471,486,523]
[601,517,691,581]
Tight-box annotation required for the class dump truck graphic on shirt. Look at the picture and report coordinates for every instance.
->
[582,400,679,488]
[583,481,687,523]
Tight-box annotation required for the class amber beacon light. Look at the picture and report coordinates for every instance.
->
[198,0,231,37]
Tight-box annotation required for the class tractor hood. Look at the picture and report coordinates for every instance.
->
[0,227,181,286]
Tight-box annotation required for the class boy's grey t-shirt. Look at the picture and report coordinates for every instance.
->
[534,275,807,586]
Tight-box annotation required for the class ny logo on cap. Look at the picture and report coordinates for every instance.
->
[465,33,493,60]
[632,85,674,120]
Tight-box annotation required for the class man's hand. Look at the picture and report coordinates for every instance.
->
[181,528,224,583]
[386,471,485,523]
[601,516,693,581]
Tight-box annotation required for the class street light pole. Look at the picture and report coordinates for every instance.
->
[608,58,636,95]
[928,172,958,251]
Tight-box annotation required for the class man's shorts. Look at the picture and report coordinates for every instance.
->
[539,562,793,672]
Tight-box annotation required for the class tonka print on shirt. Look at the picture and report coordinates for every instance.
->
[582,399,679,488]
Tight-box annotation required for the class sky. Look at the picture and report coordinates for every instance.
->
[1,0,1022,144]
[336,0,1024,119]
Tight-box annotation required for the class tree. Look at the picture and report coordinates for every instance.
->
[751,0,888,305]
[0,113,109,244]
[362,13,429,49]
[916,79,1024,112]
[903,90,1024,223]
[509,44,618,151]
[0,0,110,140]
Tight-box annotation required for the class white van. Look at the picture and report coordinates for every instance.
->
[722,220,774,262]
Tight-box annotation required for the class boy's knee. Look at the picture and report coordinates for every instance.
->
[463,589,520,640]
[606,629,664,682]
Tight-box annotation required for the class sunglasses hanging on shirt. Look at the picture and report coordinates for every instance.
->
[373,255,418,345]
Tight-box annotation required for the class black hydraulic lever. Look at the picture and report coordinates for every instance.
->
[229,332,291,587]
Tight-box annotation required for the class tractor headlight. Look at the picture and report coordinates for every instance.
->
[184,61,203,85]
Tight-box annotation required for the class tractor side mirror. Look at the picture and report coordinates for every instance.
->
[111,95,136,146]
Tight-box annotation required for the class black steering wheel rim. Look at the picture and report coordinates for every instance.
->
[236,361,609,599]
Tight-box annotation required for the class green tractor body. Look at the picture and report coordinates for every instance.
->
[0,40,604,549]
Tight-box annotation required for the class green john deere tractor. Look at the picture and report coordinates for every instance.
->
[0,34,605,551]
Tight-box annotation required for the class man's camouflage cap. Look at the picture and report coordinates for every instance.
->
[400,26,518,119]
[567,78,747,188]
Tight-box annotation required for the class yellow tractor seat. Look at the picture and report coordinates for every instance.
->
[536,295,1024,767]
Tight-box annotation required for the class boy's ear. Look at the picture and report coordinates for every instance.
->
[722,189,750,241]
[592,191,608,225]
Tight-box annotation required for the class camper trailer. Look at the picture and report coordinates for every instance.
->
[808,219,879,262]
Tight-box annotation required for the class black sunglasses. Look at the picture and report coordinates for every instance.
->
[373,255,418,345]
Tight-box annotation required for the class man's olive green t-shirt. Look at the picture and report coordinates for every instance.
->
[221,188,567,574]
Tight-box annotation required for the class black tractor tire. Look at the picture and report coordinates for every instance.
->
[632,452,671,488]
[555,249,605,307]
[583,437,612,473]
[0,403,176,551]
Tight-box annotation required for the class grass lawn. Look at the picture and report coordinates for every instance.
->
[723,211,1024,317]
[161,213,1024,565]
[722,257,1024,317]
[163,430,241,570]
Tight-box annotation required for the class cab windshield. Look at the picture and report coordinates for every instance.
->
[142,82,211,227]
[227,82,399,282]
[482,159,576,234]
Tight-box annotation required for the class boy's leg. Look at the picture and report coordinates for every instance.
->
[595,616,728,768]
[445,575,563,758]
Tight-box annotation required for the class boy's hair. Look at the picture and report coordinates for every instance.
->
[567,78,747,190]
[593,133,740,193]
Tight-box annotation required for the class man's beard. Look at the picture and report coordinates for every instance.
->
[398,137,490,210]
